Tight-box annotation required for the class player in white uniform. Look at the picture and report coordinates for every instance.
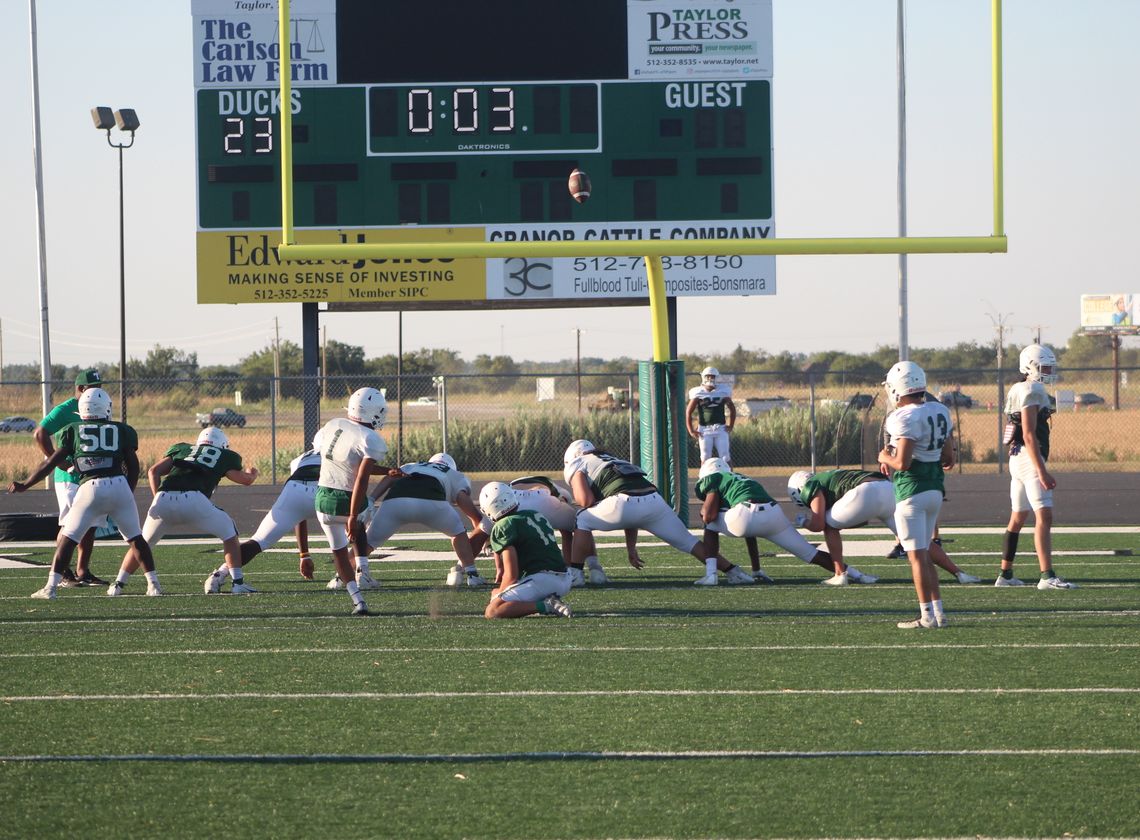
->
[313,387,391,616]
[686,366,736,465]
[563,439,714,586]
[8,389,161,599]
[471,475,580,581]
[364,452,491,587]
[878,361,956,629]
[996,344,1076,590]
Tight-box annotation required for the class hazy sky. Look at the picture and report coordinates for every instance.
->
[2,1,1137,369]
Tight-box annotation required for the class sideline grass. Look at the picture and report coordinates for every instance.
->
[0,530,1137,839]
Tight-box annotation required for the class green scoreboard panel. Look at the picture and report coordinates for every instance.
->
[194,0,775,304]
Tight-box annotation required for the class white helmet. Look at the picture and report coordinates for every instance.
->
[699,457,730,479]
[197,426,229,449]
[347,387,387,428]
[787,470,812,507]
[883,361,927,407]
[78,388,112,420]
[479,481,519,521]
[429,452,456,470]
[701,366,719,386]
[1019,344,1058,385]
[564,439,595,464]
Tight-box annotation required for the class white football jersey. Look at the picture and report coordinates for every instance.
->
[399,461,471,503]
[884,401,953,463]
[313,417,388,492]
[288,449,321,474]
[1005,380,1051,414]
[688,383,733,402]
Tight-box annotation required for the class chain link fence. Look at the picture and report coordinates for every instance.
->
[1,365,1136,485]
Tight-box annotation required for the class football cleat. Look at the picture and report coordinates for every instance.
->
[356,570,380,590]
[994,576,1025,587]
[204,570,227,594]
[568,567,586,588]
[897,616,940,629]
[58,568,81,588]
[752,568,774,584]
[542,595,573,618]
[847,567,878,584]
[76,572,109,587]
[106,581,124,597]
[821,572,849,586]
[231,582,257,594]
[725,566,754,585]
[587,563,609,585]
[351,603,373,616]
[146,581,163,597]
[956,571,982,584]
[1037,576,1077,590]
[465,572,488,587]
[445,565,463,587]
[30,585,57,600]
[326,575,346,590]
[693,572,719,586]
[886,543,906,559]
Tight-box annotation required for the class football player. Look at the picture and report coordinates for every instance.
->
[9,388,160,599]
[362,452,491,587]
[697,458,862,585]
[878,361,955,629]
[479,482,573,619]
[686,366,736,465]
[114,425,258,594]
[32,369,109,586]
[470,475,581,583]
[201,448,323,590]
[563,439,713,586]
[313,387,392,616]
[788,469,980,584]
[996,344,1075,589]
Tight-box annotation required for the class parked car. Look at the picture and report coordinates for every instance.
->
[195,407,246,428]
[847,393,875,410]
[1074,392,1105,406]
[937,391,974,408]
[0,416,36,433]
[411,396,437,406]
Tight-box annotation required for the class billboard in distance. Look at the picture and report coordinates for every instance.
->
[1080,294,1138,333]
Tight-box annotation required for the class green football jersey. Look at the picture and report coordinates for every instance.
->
[490,509,565,577]
[39,397,80,483]
[157,442,243,498]
[695,471,773,510]
[800,469,885,510]
[57,420,138,484]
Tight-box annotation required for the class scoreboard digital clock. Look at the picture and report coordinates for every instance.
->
[193,0,775,305]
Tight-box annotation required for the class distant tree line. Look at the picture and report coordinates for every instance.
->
[3,329,1135,392]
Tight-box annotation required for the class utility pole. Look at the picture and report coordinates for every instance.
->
[321,324,327,402]
[986,307,1013,474]
[273,317,281,401]
[574,328,582,414]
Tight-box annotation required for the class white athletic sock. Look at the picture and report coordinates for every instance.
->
[705,558,717,576]
[346,580,364,606]
[48,571,62,589]
[115,570,130,585]
[144,570,159,586]
[355,556,369,574]
[215,563,228,577]
[931,599,945,620]
[586,554,602,570]
[920,601,935,623]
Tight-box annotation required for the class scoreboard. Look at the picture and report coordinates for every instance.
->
[193,0,775,305]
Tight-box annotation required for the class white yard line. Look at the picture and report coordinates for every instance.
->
[3,687,1137,703]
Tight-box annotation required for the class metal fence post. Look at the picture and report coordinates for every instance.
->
[627,373,635,462]
[440,375,448,454]
[270,375,277,485]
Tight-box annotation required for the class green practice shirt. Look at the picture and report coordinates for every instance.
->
[157,442,243,498]
[489,509,565,577]
[39,398,80,483]
[800,469,886,510]
[695,471,774,510]
[57,420,138,484]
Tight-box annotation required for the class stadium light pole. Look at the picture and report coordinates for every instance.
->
[91,106,139,422]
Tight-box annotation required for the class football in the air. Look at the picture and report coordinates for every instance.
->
[568,168,591,204]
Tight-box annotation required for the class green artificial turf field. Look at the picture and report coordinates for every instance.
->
[1,528,1137,839]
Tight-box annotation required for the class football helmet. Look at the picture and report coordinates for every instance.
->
[787,470,812,507]
[197,426,229,449]
[1019,344,1058,385]
[347,387,387,428]
[883,361,927,407]
[478,481,518,521]
[699,457,730,479]
[564,439,595,464]
[78,388,112,420]
[429,452,456,470]
[701,366,719,387]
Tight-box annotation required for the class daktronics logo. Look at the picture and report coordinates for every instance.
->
[647,8,749,42]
